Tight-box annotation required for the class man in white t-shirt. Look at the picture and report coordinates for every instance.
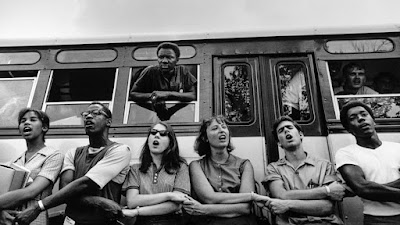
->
[15,102,131,225]
[336,101,400,224]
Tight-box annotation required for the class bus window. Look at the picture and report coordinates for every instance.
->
[0,52,40,65]
[0,70,38,127]
[44,68,116,125]
[329,59,400,119]
[223,64,254,123]
[277,63,310,121]
[125,65,199,124]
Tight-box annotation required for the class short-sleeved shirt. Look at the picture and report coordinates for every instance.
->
[283,71,308,111]
[195,154,249,194]
[335,86,379,95]
[123,162,190,195]
[14,146,63,225]
[62,144,131,189]
[262,154,342,225]
[131,65,197,94]
[335,142,400,216]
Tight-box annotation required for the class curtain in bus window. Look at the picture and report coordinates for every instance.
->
[278,64,310,121]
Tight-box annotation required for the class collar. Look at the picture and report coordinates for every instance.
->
[15,146,54,162]
[276,152,317,167]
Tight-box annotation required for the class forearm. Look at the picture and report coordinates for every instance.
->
[200,192,253,204]
[167,92,196,101]
[201,203,251,217]
[130,92,152,102]
[278,187,328,200]
[285,199,333,216]
[42,177,98,210]
[137,202,181,216]
[384,178,400,189]
[354,182,400,202]
[127,192,172,208]
[0,189,34,210]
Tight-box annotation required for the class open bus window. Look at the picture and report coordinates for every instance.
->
[45,68,116,125]
[277,63,310,121]
[0,70,38,127]
[223,65,254,123]
[125,65,198,124]
[328,59,400,119]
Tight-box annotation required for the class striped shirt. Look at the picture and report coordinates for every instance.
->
[123,162,190,195]
[14,146,63,225]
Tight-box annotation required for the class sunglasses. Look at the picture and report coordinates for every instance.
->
[81,110,109,118]
[150,129,169,136]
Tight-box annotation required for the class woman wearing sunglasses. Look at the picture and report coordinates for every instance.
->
[183,115,258,225]
[0,108,63,225]
[122,121,190,225]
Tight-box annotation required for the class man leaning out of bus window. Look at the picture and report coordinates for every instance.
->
[130,42,197,121]
[15,102,131,225]
[335,63,378,95]
[336,101,400,225]
[261,116,345,225]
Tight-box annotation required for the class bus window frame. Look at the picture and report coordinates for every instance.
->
[56,49,118,64]
[123,65,200,124]
[41,69,118,126]
[213,57,261,137]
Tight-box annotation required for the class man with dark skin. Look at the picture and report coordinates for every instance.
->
[336,101,400,224]
[130,42,197,121]
[14,102,131,225]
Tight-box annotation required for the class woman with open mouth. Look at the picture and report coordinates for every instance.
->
[183,115,258,225]
[0,108,63,225]
[122,121,190,225]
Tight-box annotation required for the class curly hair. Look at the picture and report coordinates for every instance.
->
[156,42,181,59]
[340,101,374,131]
[194,115,235,157]
[139,121,185,174]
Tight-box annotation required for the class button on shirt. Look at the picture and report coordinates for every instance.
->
[197,154,249,194]
[262,154,341,225]
[123,162,190,195]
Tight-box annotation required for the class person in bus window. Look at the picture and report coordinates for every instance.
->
[336,101,400,225]
[282,70,309,120]
[261,116,345,225]
[373,72,397,94]
[335,63,378,95]
[122,121,190,225]
[15,102,131,225]
[0,108,63,225]
[182,115,259,225]
[130,42,197,121]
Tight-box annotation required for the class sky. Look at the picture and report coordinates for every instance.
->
[0,0,399,46]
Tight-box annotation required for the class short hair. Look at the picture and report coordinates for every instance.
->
[18,108,50,141]
[89,101,112,118]
[272,116,303,141]
[156,42,180,59]
[342,63,365,77]
[340,101,374,131]
[139,121,185,174]
[194,115,235,157]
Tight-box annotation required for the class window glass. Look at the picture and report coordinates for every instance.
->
[0,71,38,127]
[133,46,196,60]
[56,49,117,63]
[0,52,40,65]
[329,59,400,119]
[325,39,393,54]
[45,68,116,125]
[278,63,310,121]
[223,65,253,122]
[126,65,198,124]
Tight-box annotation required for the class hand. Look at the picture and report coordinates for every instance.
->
[122,209,138,218]
[0,210,15,225]
[14,206,41,225]
[182,196,207,216]
[151,91,170,101]
[252,193,271,208]
[327,181,345,201]
[169,192,188,202]
[266,199,290,214]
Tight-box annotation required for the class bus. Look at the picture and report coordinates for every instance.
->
[1,1,400,224]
